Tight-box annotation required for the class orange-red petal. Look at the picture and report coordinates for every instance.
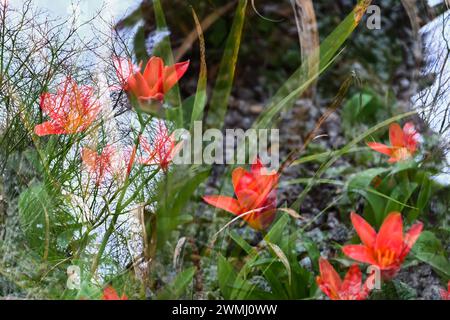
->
[350,212,377,248]
[253,174,278,209]
[389,123,404,148]
[367,142,393,156]
[128,72,152,98]
[34,122,65,136]
[143,56,163,89]
[318,258,342,296]
[340,264,363,299]
[402,221,423,257]
[342,244,377,265]
[232,167,247,191]
[235,189,259,211]
[102,286,127,300]
[203,195,241,215]
[375,212,404,256]
[162,60,189,93]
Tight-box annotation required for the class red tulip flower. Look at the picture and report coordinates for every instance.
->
[126,56,189,102]
[138,121,182,172]
[440,281,450,300]
[82,145,116,185]
[367,122,420,163]
[101,286,128,300]
[203,159,279,231]
[343,212,423,278]
[316,258,374,300]
[34,78,100,136]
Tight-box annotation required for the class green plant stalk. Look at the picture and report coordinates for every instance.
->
[90,112,153,275]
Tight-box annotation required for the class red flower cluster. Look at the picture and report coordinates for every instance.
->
[82,145,117,186]
[35,78,100,136]
[138,121,182,172]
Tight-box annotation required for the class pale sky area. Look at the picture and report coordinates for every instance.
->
[28,0,140,22]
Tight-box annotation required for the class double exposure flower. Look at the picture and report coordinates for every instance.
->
[82,145,116,185]
[203,158,278,231]
[125,56,189,103]
[34,77,100,136]
[367,122,420,163]
[101,286,128,300]
[113,57,140,91]
[138,121,182,172]
[316,258,374,300]
[342,212,423,279]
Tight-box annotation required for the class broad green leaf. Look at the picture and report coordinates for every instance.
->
[346,167,390,192]
[217,253,255,299]
[412,231,450,278]
[156,166,210,248]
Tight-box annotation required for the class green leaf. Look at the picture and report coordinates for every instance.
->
[412,231,450,278]
[206,0,247,129]
[218,254,241,299]
[18,182,54,259]
[190,8,208,130]
[264,214,289,245]
[346,167,390,192]
[267,242,292,285]
[409,172,432,221]
[133,25,148,63]
[157,267,196,299]
[156,167,210,248]
[229,230,253,254]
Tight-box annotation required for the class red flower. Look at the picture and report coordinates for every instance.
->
[440,281,450,300]
[316,258,374,300]
[126,56,189,102]
[203,159,279,231]
[34,78,100,136]
[101,286,128,300]
[138,121,182,172]
[343,212,423,278]
[82,145,116,185]
[367,122,420,163]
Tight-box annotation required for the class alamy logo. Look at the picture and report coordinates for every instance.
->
[366,5,381,30]
[172,121,280,172]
